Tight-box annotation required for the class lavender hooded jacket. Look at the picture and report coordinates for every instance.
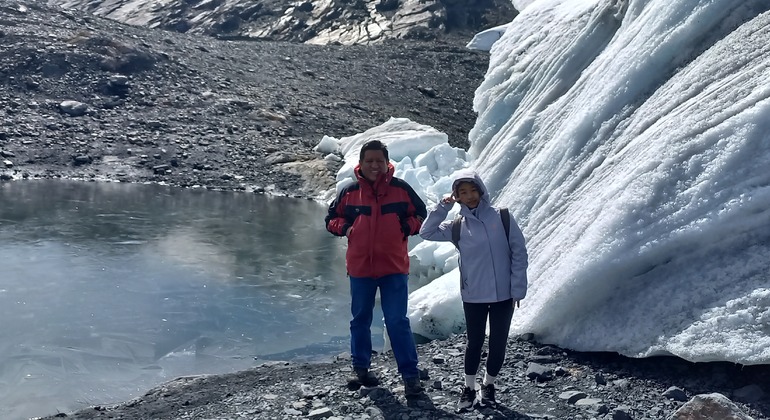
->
[419,170,528,303]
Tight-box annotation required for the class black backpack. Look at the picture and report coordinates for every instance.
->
[451,208,510,249]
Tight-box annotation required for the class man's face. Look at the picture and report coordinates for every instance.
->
[360,150,388,183]
[456,182,481,209]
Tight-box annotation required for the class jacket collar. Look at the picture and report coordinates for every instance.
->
[354,162,395,192]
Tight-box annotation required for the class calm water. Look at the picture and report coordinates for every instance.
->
[0,180,369,420]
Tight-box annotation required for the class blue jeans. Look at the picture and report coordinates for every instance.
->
[350,274,419,379]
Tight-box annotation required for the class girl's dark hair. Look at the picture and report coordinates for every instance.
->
[359,140,389,161]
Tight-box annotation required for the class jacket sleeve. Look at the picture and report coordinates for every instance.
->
[325,190,351,237]
[508,213,529,300]
[403,183,428,237]
[418,201,454,242]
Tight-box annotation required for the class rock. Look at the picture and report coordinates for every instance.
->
[575,397,603,407]
[595,372,607,385]
[59,100,88,116]
[105,74,131,96]
[153,164,171,174]
[664,386,689,402]
[669,392,755,420]
[559,390,588,404]
[612,406,633,420]
[417,85,437,97]
[307,406,333,418]
[73,155,93,165]
[265,152,296,164]
[526,362,554,382]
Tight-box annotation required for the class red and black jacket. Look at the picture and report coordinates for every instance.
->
[326,163,427,278]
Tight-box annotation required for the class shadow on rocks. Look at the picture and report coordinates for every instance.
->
[360,386,463,419]
[479,403,533,419]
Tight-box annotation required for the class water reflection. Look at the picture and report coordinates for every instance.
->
[0,180,356,420]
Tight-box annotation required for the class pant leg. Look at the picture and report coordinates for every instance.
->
[378,273,419,379]
[486,299,514,377]
[350,276,378,369]
[463,301,490,376]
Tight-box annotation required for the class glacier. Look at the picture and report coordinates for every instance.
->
[467,0,770,364]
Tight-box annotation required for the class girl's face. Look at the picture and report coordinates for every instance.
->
[455,182,481,209]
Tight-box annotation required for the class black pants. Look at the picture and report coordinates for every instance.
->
[463,299,514,377]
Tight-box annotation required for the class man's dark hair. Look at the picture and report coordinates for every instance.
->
[359,140,389,162]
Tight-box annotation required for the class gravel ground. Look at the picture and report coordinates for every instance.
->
[36,333,770,419]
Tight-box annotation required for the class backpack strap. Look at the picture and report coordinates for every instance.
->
[451,208,510,249]
[500,208,510,241]
[451,214,462,249]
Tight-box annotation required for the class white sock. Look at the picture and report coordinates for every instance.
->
[483,372,496,386]
[465,374,476,388]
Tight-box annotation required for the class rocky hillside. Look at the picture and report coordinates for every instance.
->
[1,0,489,198]
[52,0,518,45]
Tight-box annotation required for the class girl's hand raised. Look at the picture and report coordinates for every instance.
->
[441,195,457,205]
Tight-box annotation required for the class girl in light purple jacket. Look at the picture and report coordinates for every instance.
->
[419,169,528,412]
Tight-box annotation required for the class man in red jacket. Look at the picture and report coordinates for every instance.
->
[326,140,427,397]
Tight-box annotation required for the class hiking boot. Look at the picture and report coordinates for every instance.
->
[479,384,496,407]
[403,376,424,397]
[456,386,477,412]
[347,367,380,389]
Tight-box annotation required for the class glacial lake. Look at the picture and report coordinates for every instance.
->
[0,180,381,420]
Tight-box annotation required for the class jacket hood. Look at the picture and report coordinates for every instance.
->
[451,169,490,205]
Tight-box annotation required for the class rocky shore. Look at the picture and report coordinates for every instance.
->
[4,1,769,419]
[38,333,769,419]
